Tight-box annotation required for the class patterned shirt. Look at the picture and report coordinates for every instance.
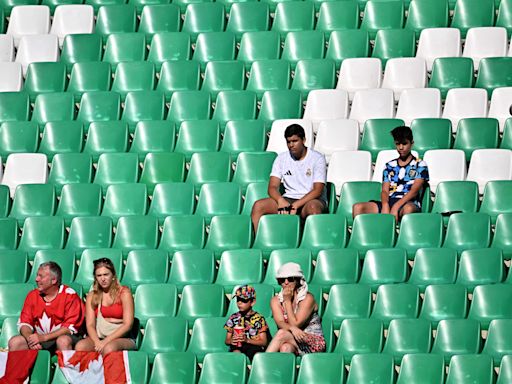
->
[383,156,429,201]
[224,311,268,340]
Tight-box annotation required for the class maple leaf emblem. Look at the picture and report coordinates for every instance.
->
[68,351,102,373]
[35,312,62,334]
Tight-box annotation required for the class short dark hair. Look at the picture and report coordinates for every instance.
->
[39,262,62,286]
[284,124,306,139]
[390,126,413,143]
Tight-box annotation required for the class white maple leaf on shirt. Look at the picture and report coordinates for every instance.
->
[35,312,62,335]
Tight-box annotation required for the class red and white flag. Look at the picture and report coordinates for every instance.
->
[0,350,38,384]
[56,350,132,384]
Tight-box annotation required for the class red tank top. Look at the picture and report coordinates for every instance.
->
[94,287,127,319]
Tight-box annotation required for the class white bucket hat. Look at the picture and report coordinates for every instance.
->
[275,262,304,279]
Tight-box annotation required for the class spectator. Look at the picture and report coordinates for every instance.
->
[75,258,136,355]
[251,124,327,230]
[9,262,84,352]
[266,263,325,355]
[353,125,429,221]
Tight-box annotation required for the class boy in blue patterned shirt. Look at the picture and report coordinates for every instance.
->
[353,126,429,221]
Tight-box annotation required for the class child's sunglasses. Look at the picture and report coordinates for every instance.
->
[236,297,251,303]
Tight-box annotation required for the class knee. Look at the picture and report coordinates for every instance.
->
[102,342,118,356]
[400,204,417,217]
[8,335,27,351]
[279,343,295,353]
[273,329,290,342]
[302,202,323,218]
[251,199,266,216]
[352,203,363,217]
[56,335,73,351]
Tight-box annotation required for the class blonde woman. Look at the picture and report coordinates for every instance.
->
[75,258,136,355]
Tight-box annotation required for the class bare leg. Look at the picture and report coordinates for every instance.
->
[300,199,326,220]
[56,335,74,350]
[101,339,136,356]
[75,337,95,351]
[266,329,299,353]
[8,335,29,351]
[352,202,379,219]
[251,198,279,231]
[398,202,420,220]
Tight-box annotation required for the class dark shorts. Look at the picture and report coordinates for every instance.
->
[229,343,265,360]
[282,197,328,214]
[370,198,421,213]
[40,333,82,353]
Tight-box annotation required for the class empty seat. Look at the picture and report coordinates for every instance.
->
[195,182,241,222]
[382,318,432,364]
[237,31,281,69]
[232,151,276,192]
[139,317,188,363]
[409,248,457,290]
[347,213,396,256]
[76,91,121,126]
[475,57,512,98]
[492,213,512,259]
[314,119,360,162]
[334,318,384,360]
[299,214,347,256]
[158,215,205,253]
[410,118,452,156]
[360,0,404,39]
[66,216,113,253]
[0,63,23,92]
[192,32,236,71]
[405,0,449,38]
[395,213,445,259]
[429,57,474,99]
[246,60,291,100]
[489,87,512,132]
[15,34,59,76]
[0,92,30,124]
[316,1,359,34]
[443,212,491,253]
[468,284,512,329]
[177,283,226,324]
[463,27,508,70]
[181,3,225,41]
[186,151,232,190]
[130,121,176,162]
[148,34,192,73]
[252,215,300,258]
[371,284,420,327]
[39,121,83,160]
[49,5,94,47]
[121,91,166,134]
[281,31,325,69]
[48,153,92,194]
[220,120,266,159]
[466,149,512,194]
[9,184,55,224]
[167,249,215,291]
[149,352,197,383]
[2,153,47,197]
[186,317,230,362]
[112,215,159,255]
[258,90,303,128]
[122,249,169,290]
[336,58,382,101]
[396,353,446,384]
[0,250,28,283]
[480,180,512,223]
[450,0,495,38]
[83,121,129,162]
[203,215,251,257]
[140,151,185,192]
[446,354,495,384]
[101,183,147,223]
[31,92,75,128]
[111,61,156,99]
[372,29,416,66]
[416,28,462,71]
[396,88,442,126]
[381,57,428,101]
[457,248,504,292]
[166,90,211,124]
[134,283,177,327]
[423,149,467,193]
[56,183,102,225]
[0,283,34,325]
[272,2,315,39]
[431,319,481,363]
[345,354,395,384]
[93,153,139,192]
[147,182,194,224]
[138,4,180,41]
[482,319,512,366]
[291,59,336,98]
[431,181,479,219]
[102,33,146,70]
[60,33,102,72]
[95,4,137,38]
[0,35,15,62]
[0,218,18,250]
[18,216,65,259]
[226,2,270,41]
[211,90,257,131]
[360,118,405,162]
[248,353,296,384]
[7,5,50,47]
[199,352,248,384]
[0,121,38,159]
[359,248,408,291]
[349,89,395,126]
[327,151,372,196]
[215,249,263,290]
[303,90,349,133]
[442,88,489,133]
[326,30,370,70]
[419,284,468,327]
[201,60,245,99]
[322,283,371,331]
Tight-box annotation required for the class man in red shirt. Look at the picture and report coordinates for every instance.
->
[9,262,85,352]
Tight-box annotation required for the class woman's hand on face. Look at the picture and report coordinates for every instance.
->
[290,326,306,343]
[282,286,294,302]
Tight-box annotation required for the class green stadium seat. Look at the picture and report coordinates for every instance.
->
[186,152,232,191]
[480,181,512,224]
[226,2,270,40]
[60,34,103,72]
[138,4,180,41]
[232,151,276,192]
[456,248,504,292]
[429,57,474,99]
[334,318,383,362]
[316,1,359,34]
[66,216,113,254]
[156,60,200,100]
[309,249,359,293]
[147,182,194,224]
[101,183,148,223]
[410,118,452,156]
[95,4,137,39]
[431,319,481,363]
[323,284,371,331]
[199,352,247,384]
[9,184,56,225]
[112,215,159,255]
[258,90,303,128]
[166,90,211,125]
[0,250,28,283]
[382,318,432,364]
[29,249,75,284]
[0,186,10,218]
[83,121,129,162]
[453,118,499,161]
[204,215,253,257]
[0,283,33,326]
[74,248,122,288]
[167,249,215,292]
[482,319,512,366]
[498,355,512,384]
[405,0,449,38]
[111,61,156,99]
[450,0,495,37]
[0,121,38,159]
[241,182,268,215]
[121,91,166,134]
[262,248,311,287]
[130,121,176,162]
[296,353,344,384]
[299,214,347,257]
[177,284,226,324]
[475,57,512,97]
[174,120,220,162]
[252,215,300,259]
[431,181,479,223]
[360,118,405,161]
[30,350,51,384]
[445,354,494,384]
[24,62,67,102]
[215,249,263,291]
[496,0,512,36]
[148,33,192,73]
[102,32,146,70]
[85,0,125,13]
[220,120,267,159]
[134,283,178,327]
[492,213,512,259]
[419,284,467,328]
[0,92,30,123]
[186,317,229,362]
[201,60,245,99]
[211,90,258,132]
[408,248,457,290]
[291,59,336,97]
[359,248,408,291]
[94,153,140,192]
[360,0,404,39]
[149,352,197,384]
[139,152,186,193]
[246,60,290,100]
[193,31,236,71]
[468,284,512,329]
[56,183,102,226]
[326,29,370,69]
[347,214,396,257]
[372,29,415,66]
[281,31,325,69]
[121,249,169,290]
[395,214,444,259]
[31,92,75,128]
[335,181,380,226]
[397,353,445,384]
[181,2,225,41]
[139,317,188,363]
[39,121,83,160]
[443,212,491,253]
[346,353,395,384]
[272,2,315,40]
[237,31,281,69]
[48,153,92,194]
[158,215,205,253]
[371,284,420,327]
[248,353,295,384]
[0,317,19,349]
[76,91,121,127]
[0,218,18,250]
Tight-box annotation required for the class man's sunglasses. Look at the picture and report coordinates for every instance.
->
[277,277,300,285]
[236,297,251,303]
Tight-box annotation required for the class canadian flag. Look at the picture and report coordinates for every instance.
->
[0,350,38,384]
[56,351,132,384]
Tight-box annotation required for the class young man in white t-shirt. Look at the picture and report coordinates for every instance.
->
[251,124,327,230]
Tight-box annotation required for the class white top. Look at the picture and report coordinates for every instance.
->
[271,147,327,201]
